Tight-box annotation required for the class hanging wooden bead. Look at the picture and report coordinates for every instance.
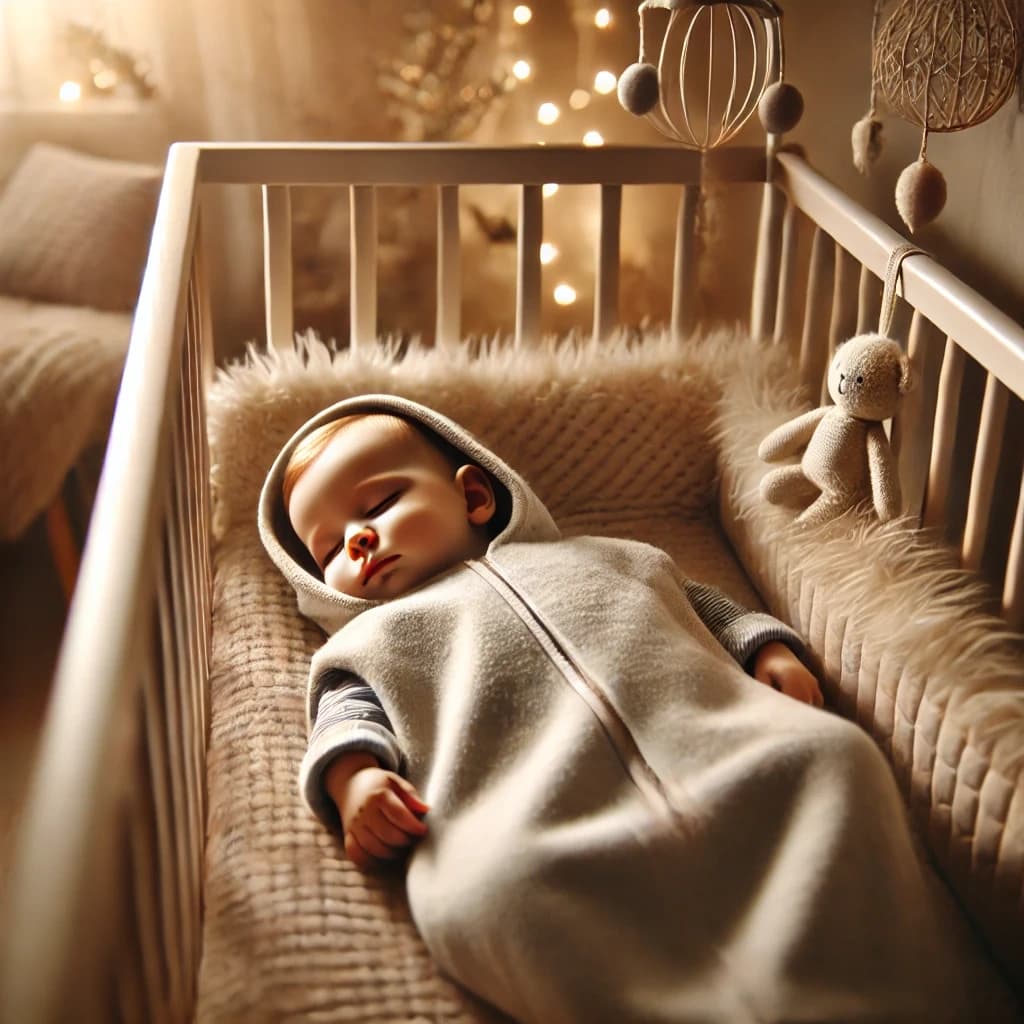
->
[619,0,802,151]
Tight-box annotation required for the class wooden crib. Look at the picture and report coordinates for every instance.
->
[1,140,1021,1022]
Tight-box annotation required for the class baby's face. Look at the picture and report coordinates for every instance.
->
[288,417,492,599]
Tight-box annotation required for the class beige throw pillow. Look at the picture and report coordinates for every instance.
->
[0,142,161,312]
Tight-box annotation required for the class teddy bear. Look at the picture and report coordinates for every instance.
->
[758,333,911,526]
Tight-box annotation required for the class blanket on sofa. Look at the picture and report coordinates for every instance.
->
[0,296,129,540]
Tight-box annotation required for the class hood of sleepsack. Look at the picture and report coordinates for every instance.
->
[258,393,560,635]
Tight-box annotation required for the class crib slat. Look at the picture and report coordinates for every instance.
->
[155,542,191,1019]
[174,322,204,1005]
[799,227,835,395]
[261,185,293,351]
[671,185,701,342]
[772,200,799,352]
[516,184,542,346]
[922,337,967,530]
[1004,468,1024,629]
[892,312,944,519]
[962,373,1010,572]
[856,263,881,335]
[436,185,461,346]
[126,728,169,1021]
[350,185,378,348]
[593,184,622,343]
[820,243,859,404]
[751,182,786,342]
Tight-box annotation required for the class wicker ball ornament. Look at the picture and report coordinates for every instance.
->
[853,0,1021,231]
[618,0,800,151]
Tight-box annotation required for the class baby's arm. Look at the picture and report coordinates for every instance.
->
[683,580,823,706]
[300,669,429,869]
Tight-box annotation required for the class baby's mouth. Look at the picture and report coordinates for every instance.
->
[362,554,401,587]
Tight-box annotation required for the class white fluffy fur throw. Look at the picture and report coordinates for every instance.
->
[0,296,129,540]
[198,327,764,1022]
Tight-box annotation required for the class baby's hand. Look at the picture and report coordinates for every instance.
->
[325,756,430,871]
[752,641,824,708]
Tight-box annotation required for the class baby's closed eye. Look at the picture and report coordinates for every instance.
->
[364,490,403,518]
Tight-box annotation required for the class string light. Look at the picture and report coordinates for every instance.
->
[542,183,559,198]
[537,101,560,125]
[554,283,578,305]
[595,8,612,29]
[58,80,82,102]
[593,70,617,95]
[583,130,604,146]
[569,89,591,110]
[512,59,532,81]
[540,242,559,264]
[512,5,532,25]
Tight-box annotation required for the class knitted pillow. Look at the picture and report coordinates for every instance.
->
[0,143,161,312]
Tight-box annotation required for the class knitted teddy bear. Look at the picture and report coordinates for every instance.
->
[758,333,910,525]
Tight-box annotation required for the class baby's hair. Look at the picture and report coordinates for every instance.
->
[281,412,466,511]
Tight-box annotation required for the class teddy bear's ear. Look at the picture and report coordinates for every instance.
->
[899,354,913,396]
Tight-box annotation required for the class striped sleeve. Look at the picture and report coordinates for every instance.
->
[682,579,808,671]
[298,669,404,829]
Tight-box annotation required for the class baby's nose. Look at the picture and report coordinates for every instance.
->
[347,526,378,561]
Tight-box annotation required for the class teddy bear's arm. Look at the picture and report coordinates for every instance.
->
[866,423,902,521]
[757,407,830,462]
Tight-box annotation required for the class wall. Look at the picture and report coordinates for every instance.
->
[781,0,1024,325]
[2,0,1021,359]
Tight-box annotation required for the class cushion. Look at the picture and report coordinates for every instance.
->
[197,327,763,1021]
[0,143,160,312]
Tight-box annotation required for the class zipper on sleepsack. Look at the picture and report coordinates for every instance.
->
[469,557,687,833]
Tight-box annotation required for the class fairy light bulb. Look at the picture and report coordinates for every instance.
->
[569,89,591,110]
[513,5,532,25]
[540,242,559,264]
[595,8,611,28]
[512,60,532,80]
[593,70,617,95]
[542,183,559,198]
[537,102,560,126]
[554,283,578,305]
[583,130,604,146]
[58,80,82,102]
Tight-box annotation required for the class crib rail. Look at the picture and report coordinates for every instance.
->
[752,149,1024,629]
[0,146,211,1022]
[217,141,767,348]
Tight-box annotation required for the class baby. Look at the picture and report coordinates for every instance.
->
[259,394,998,1023]
[283,407,820,870]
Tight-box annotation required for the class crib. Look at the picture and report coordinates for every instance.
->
[1,139,1022,1023]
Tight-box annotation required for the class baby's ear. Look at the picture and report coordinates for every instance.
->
[456,464,497,525]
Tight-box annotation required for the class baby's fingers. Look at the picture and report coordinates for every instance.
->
[351,822,402,862]
[381,790,429,837]
[344,830,374,871]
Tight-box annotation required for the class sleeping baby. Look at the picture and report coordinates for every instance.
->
[258,394,1012,1023]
